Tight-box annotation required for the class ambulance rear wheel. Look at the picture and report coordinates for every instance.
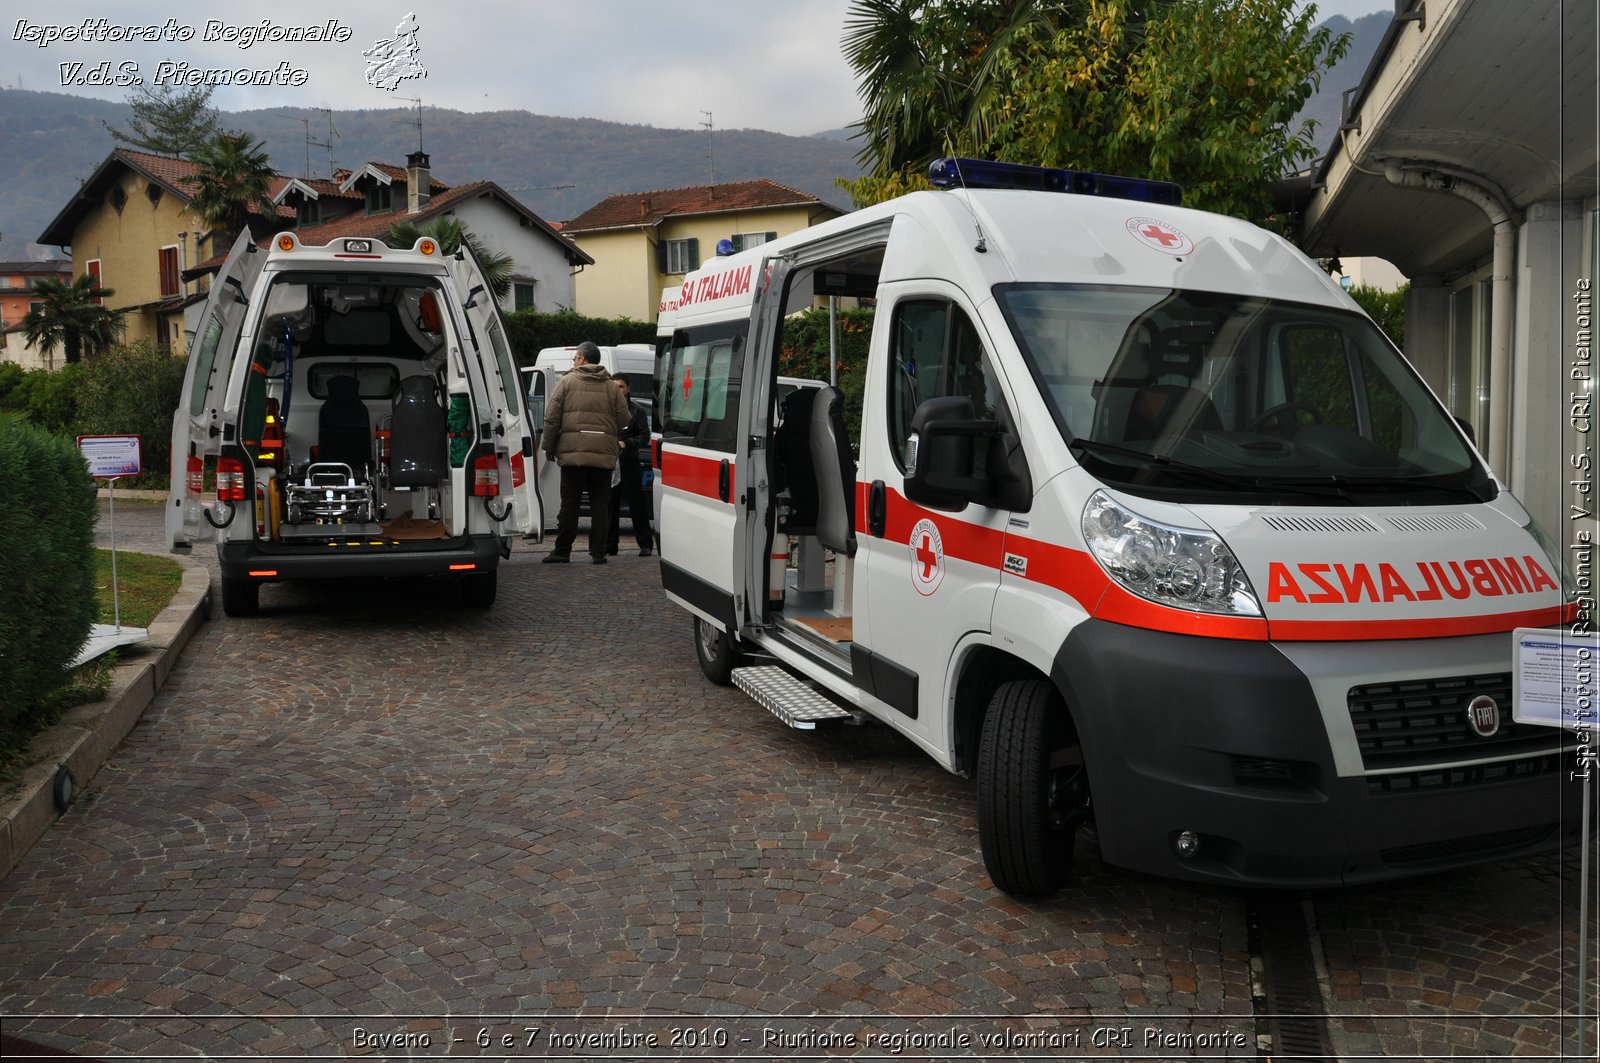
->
[694,616,744,685]
[461,571,497,609]
[977,679,1086,898]
[220,577,259,618]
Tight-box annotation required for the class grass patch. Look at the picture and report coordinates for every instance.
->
[0,550,184,779]
[96,548,183,628]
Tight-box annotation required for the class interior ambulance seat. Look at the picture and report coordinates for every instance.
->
[1123,383,1223,441]
[811,386,856,558]
[774,386,819,533]
[318,375,371,472]
[389,375,448,488]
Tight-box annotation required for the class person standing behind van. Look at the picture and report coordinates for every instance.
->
[541,341,631,564]
[606,376,654,557]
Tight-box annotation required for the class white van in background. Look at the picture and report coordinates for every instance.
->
[523,344,656,531]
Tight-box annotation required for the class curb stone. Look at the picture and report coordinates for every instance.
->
[0,557,211,880]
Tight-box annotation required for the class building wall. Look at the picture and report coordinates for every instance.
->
[573,203,835,321]
[0,267,71,332]
[68,171,206,351]
[447,197,579,315]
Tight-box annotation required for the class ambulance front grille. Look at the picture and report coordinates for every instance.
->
[1347,672,1562,772]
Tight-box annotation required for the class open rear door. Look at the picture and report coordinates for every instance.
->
[165,230,264,549]
[444,245,542,538]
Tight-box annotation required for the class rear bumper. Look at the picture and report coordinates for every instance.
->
[218,534,502,582]
[1053,620,1581,887]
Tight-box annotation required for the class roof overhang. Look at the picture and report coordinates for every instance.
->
[338,164,394,193]
[274,178,322,204]
[1300,0,1597,278]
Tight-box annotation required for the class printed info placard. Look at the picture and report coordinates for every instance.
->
[1513,626,1600,728]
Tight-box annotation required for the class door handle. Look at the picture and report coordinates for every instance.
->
[869,480,887,538]
[718,458,731,502]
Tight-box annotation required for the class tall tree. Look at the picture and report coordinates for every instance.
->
[187,132,279,242]
[22,274,125,365]
[842,0,1346,228]
[386,216,515,302]
[103,84,221,158]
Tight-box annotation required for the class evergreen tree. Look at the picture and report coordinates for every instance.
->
[188,132,279,242]
[21,274,125,365]
[103,84,221,158]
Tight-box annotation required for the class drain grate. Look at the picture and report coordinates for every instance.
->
[1251,893,1336,1060]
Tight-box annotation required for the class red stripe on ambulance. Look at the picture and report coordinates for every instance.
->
[660,450,734,502]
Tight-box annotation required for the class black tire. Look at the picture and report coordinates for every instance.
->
[220,576,259,618]
[693,616,743,685]
[976,679,1087,898]
[461,571,497,609]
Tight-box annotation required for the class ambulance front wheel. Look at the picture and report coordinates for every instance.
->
[220,576,259,618]
[977,679,1086,898]
[694,616,744,685]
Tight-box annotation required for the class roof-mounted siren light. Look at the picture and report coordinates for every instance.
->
[928,158,1182,206]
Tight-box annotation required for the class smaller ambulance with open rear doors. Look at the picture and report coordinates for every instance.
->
[654,157,1581,897]
[167,231,541,616]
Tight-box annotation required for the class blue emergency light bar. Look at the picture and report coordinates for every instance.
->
[928,157,1183,206]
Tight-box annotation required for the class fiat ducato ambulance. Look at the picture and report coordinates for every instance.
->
[167,231,541,616]
[654,158,1580,897]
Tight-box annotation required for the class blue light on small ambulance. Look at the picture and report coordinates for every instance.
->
[928,157,1183,206]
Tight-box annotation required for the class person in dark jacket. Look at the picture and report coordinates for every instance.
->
[541,342,631,564]
[606,376,654,556]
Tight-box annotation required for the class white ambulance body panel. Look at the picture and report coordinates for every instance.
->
[654,160,1581,897]
[167,232,535,616]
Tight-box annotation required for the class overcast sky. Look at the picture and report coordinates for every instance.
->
[5,2,1387,136]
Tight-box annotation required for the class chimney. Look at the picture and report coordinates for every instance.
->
[406,150,431,213]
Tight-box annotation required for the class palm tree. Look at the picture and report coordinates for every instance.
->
[187,131,278,243]
[22,274,125,365]
[386,215,515,302]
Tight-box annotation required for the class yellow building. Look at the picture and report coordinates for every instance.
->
[562,180,847,322]
[37,149,287,356]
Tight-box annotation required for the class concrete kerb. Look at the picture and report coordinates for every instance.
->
[0,555,211,881]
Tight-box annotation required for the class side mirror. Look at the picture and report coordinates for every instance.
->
[904,396,998,510]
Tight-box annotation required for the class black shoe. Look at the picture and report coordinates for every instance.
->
[606,546,619,555]
[542,552,569,564]
[639,547,652,557]
[592,555,608,565]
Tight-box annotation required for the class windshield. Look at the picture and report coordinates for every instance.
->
[996,284,1494,505]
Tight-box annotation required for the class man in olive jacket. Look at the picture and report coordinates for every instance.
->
[541,342,632,564]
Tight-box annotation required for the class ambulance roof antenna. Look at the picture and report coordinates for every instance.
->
[946,151,987,254]
[701,111,717,189]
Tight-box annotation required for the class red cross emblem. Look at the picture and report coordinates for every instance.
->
[682,364,694,400]
[1126,216,1193,256]
[909,518,945,595]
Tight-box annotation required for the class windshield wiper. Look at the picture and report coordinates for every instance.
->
[1068,437,1264,491]
[1264,473,1492,503]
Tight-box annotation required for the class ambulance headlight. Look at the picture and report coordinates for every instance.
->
[1082,491,1261,616]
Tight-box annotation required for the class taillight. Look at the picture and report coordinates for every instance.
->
[473,453,500,497]
[217,456,246,502]
[186,454,204,495]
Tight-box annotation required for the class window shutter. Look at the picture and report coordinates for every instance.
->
[730,234,745,253]
[687,238,699,271]
[764,231,777,243]
[656,241,668,273]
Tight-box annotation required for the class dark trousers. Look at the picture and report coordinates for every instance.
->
[607,456,653,552]
[553,464,613,559]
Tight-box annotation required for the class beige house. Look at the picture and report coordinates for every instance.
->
[562,180,847,321]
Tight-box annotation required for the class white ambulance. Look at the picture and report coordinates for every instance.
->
[167,231,541,616]
[656,158,1580,897]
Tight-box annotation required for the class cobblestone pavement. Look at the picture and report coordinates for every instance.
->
[0,498,1587,1060]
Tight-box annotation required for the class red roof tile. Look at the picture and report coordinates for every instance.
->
[562,180,827,233]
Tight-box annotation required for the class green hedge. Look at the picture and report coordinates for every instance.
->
[74,342,188,487]
[778,306,874,444]
[504,310,657,366]
[0,419,97,734]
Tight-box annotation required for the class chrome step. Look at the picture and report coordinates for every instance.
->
[732,665,858,730]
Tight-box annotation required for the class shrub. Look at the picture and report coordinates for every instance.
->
[778,307,874,445]
[5,363,85,435]
[504,310,657,365]
[75,341,187,487]
[0,362,24,407]
[0,419,97,741]
[1349,283,1407,350]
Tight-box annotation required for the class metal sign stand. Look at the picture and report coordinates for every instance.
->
[105,475,122,632]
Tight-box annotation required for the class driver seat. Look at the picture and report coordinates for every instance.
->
[1124,384,1222,441]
